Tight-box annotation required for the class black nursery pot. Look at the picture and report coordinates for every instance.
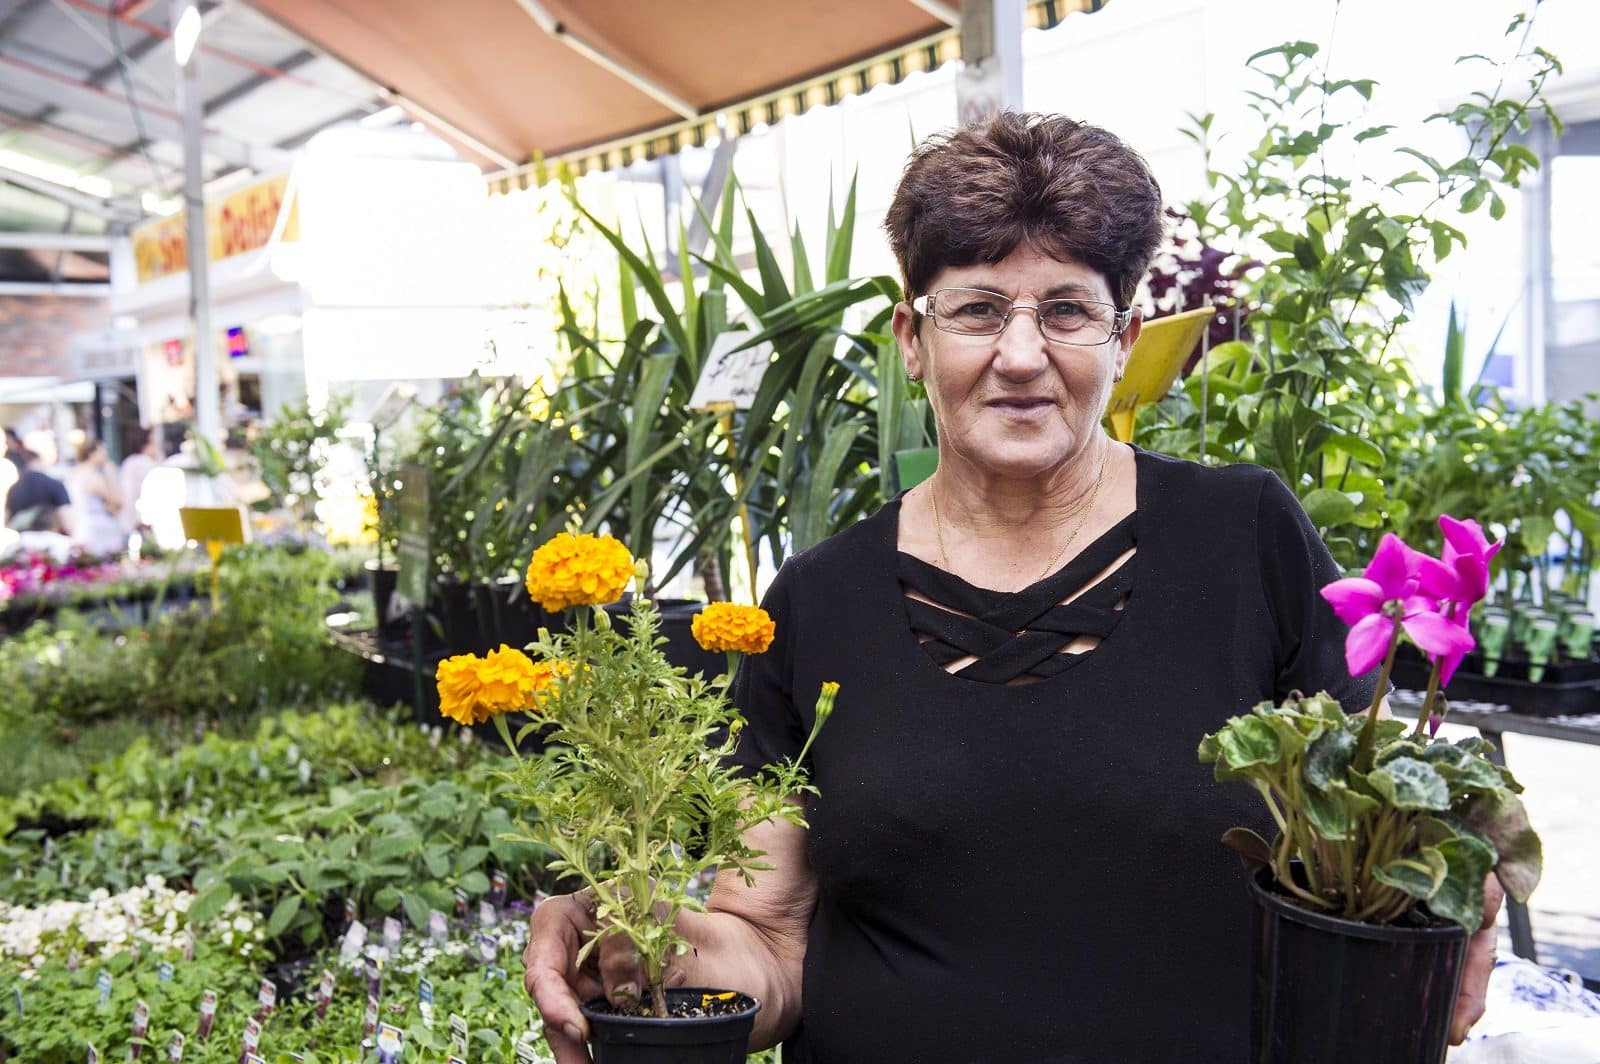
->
[580,988,760,1064]
[1249,867,1469,1064]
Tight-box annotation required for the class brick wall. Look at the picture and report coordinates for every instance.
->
[0,294,111,378]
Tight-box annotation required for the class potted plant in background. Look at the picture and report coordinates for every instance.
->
[1200,515,1542,1064]
[435,531,834,1061]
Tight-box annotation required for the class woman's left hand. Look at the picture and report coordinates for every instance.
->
[1449,875,1505,1045]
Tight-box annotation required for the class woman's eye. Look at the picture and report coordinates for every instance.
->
[1042,301,1090,324]
[952,299,1004,319]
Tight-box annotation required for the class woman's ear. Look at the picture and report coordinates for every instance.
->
[1114,307,1143,381]
[892,301,925,381]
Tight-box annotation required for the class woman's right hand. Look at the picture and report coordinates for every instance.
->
[523,891,660,1064]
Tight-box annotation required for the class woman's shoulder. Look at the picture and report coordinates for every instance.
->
[769,499,899,587]
[1136,448,1280,508]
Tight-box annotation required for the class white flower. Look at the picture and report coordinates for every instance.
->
[232,916,253,933]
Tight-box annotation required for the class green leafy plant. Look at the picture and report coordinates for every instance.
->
[247,393,351,525]
[1199,519,1541,928]
[1142,22,1561,566]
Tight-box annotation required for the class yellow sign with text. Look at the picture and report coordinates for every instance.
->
[132,172,299,283]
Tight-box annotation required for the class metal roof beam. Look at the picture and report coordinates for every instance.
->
[0,280,109,296]
[511,0,699,121]
[0,0,49,49]
[0,230,112,251]
[0,165,139,222]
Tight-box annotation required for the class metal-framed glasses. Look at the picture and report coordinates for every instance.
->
[910,287,1132,346]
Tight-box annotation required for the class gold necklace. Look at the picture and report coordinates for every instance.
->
[929,446,1110,583]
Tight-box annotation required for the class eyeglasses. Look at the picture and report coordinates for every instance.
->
[910,287,1132,346]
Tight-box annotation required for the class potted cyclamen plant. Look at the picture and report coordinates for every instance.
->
[1200,515,1542,1064]
[435,531,833,1063]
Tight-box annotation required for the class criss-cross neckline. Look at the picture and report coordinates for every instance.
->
[885,452,1146,687]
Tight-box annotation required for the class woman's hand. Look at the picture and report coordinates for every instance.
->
[523,891,603,1064]
[521,890,687,1064]
[1449,875,1505,1045]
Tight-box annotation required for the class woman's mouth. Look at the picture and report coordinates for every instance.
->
[987,396,1054,417]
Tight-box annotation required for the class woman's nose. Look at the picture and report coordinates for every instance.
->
[991,307,1051,377]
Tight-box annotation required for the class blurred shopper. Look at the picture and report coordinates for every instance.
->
[4,448,74,535]
[68,437,125,555]
[119,428,161,535]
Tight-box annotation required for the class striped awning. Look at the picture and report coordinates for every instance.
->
[492,0,1109,189]
[250,0,1108,190]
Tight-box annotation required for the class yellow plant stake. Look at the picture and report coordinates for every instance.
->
[178,506,247,608]
[1102,306,1216,443]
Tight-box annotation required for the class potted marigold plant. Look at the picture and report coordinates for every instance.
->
[436,531,832,1062]
[1199,515,1542,1064]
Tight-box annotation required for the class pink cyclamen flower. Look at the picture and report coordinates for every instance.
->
[1321,534,1476,678]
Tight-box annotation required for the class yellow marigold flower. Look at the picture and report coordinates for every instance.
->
[527,658,573,709]
[524,532,635,612]
[436,644,542,726]
[691,602,776,655]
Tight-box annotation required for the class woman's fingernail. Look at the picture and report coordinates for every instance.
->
[563,1023,584,1043]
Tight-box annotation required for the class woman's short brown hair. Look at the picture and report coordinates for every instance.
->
[884,112,1164,309]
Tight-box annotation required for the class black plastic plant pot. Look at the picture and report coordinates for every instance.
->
[580,988,760,1064]
[1248,867,1469,1064]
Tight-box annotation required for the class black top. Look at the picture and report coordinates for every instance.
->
[729,449,1377,1063]
[5,469,70,531]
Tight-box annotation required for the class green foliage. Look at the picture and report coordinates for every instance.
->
[0,546,358,743]
[500,597,825,1016]
[247,394,351,524]
[1199,692,1541,930]
[1143,27,1561,566]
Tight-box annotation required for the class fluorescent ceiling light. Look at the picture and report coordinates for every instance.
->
[173,4,202,68]
[0,148,114,199]
[140,192,181,216]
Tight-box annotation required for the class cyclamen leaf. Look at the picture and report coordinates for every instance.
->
[1461,790,1543,904]
[1303,728,1354,791]
[1368,758,1450,810]
[1429,835,1496,930]
[1374,847,1448,900]
[1216,716,1282,770]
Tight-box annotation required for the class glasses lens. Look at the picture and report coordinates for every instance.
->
[934,289,1011,334]
[1037,299,1114,344]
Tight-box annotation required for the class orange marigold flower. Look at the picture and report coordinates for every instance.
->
[691,602,776,655]
[436,644,542,726]
[525,533,635,612]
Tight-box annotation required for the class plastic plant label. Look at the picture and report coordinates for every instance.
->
[364,955,382,1000]
[475,933,496,965]
[166,1032,184,1061]
[12,985,21,1017]
[478,901,495,927]
[257,978,276,1017]
[345,897,359,927]
[485,966,507,982]
[489,870,507,907]
[243,1056,265,1064]
[298,759,312,785]
[128,999,149,1059]
[383,916,403,955]
[196,990,217,1040]
[364,995,379,1037]
[286,742,299,764]
[315,969,335,1019]
[429,910,448,945]
[95,970,112,1004]
[418,978,434,1006]
[515,1037,541,1064]
[454,887,469,920]
[376,1023,403,1064]
[86,1046,97,1064]
[241,1018,261,1060]
[158,962,174,982]
[182,931,194,962]
[448,1058,467,1064]
[340,920,367,964]
[449,1013,468,1055]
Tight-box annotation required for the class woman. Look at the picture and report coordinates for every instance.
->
[524,113,1499,1062]
[68,437,124,556]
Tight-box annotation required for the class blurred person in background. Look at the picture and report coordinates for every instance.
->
[119,427,161,536]
[4,448,73,536]
[68,437,125,556]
